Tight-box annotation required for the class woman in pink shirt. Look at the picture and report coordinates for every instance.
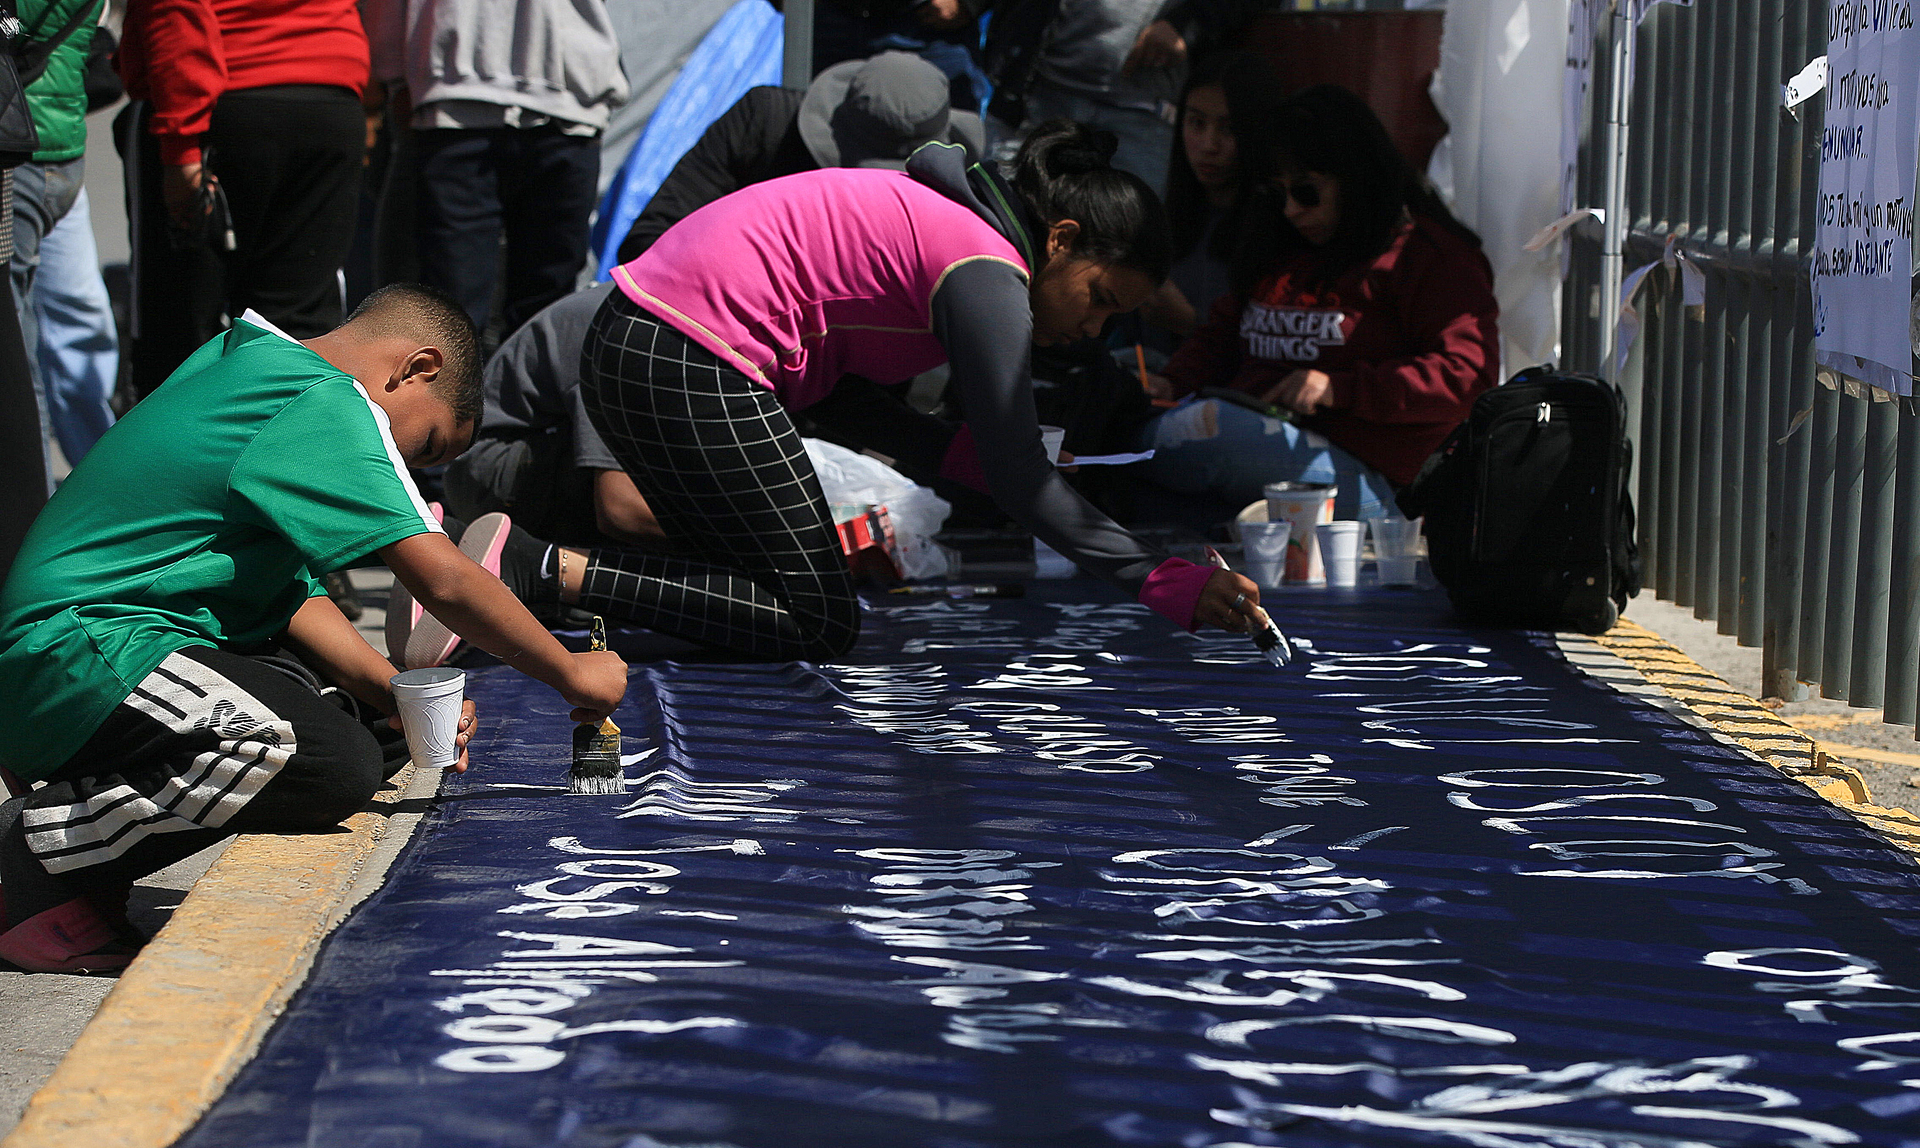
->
[484,125,1262,661]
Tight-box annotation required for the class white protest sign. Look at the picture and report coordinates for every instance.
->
[1811,0,1919,395]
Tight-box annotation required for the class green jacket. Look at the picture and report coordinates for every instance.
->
[19,0,103,163]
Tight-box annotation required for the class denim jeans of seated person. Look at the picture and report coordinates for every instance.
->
[1136,397,1395,521]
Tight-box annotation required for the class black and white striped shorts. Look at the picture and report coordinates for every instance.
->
[20,647,387,874]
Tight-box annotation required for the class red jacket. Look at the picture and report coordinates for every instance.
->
[120,0,369,165]
[1164,216,1500,487]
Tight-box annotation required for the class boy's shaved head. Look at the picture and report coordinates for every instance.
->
[345,284,483,424]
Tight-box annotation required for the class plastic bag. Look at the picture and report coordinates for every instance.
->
[803,438,952,580]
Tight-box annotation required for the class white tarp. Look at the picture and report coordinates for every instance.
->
[1811,0,1919,396]
[1429,0,1573,374]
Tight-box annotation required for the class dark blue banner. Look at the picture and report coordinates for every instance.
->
[181,587,1920,1148]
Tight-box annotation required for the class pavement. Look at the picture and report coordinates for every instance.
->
[1622,594,1920,805]
[2,576,1917,1143]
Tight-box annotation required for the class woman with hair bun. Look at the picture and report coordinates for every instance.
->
[1141,84,1501,520]
[466,121,1264,662]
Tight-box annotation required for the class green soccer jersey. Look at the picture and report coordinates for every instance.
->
[0,314,445,778]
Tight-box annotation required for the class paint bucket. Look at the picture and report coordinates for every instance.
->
[1316,521,1363,588]
[391,667,466,771]
[1263,482,1337,584]
[1238,520,1292,588]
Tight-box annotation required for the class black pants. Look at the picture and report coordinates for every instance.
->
[414,126,600,340]
[3,647,392,913]
[578,292,860,662]
[0,169,47,577]
[119,86,365,394]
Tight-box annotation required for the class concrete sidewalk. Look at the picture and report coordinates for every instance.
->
[1624,595,1920,805]
[4,581,1917,1141]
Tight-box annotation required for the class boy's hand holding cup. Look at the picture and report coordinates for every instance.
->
[390,668,478,773]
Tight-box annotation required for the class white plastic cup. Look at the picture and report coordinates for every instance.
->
[1316,521,1364,588]
[1367,515,1423,586]
[1238,520,1292,588]
[1039,425,1066,466]
[391,667,466,770]
[1263,482,1337,584]
[1376,556,1419,586]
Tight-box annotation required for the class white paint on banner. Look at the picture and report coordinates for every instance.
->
[1812,0,1919,394]
[432,836,759,1074]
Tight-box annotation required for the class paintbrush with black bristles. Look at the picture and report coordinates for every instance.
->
[568,617,625,794]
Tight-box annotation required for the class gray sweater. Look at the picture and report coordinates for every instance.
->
[364,0,630,130]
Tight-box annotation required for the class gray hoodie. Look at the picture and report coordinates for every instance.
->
[363,0,630,130]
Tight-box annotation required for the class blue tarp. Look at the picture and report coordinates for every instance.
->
[181,585,1920,1147]
[590,0,785,279]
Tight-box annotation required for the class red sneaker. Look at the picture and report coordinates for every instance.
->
[0,897,140,974]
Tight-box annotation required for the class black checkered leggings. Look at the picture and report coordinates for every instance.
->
[577,291,860,662]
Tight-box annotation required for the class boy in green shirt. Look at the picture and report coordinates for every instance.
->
[0,285,628,973]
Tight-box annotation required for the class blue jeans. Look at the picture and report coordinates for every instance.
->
[8,158,86,492]
[1137,398,1396,520]
[31,188,117,466]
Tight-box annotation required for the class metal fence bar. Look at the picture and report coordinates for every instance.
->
[1822,394,1866,696]
[1849,399,1899,706]
[1763,285,1812,698]
[1735,0,1783,649]
[1886,411,1920,725]
[1655,275,1685,601]
[1797,346,1836,685]
[1706,0,1742,635]
[1724,0,1763,644]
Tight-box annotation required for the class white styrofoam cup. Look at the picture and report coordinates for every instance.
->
[391,667,466,770]
[1316,521,1364,588]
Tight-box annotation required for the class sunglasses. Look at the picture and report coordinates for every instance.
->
[1276,181,1322,209]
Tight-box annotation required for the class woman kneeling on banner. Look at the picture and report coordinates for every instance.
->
[1139,85,1502,521]
[457,123,1262,661]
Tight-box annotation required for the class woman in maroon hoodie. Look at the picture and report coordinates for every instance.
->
[1141,84,1500,520]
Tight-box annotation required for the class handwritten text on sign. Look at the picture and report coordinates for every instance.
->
[1813,0,1919,394]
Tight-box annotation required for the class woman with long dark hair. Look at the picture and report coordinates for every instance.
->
[1140,84,1500,520]
[1138,50,1277,343]
[424,122,1265,663]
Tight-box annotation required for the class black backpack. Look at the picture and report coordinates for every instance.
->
[1397,366,1642,634]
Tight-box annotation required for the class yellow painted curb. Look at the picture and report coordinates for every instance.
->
[2,762,437,1148]
[1812,739,1920,770]
[1591,620,1920,856]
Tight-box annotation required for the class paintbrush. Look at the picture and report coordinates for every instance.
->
[567,616,625,794]
[1205,546,1294,667]
[1248,605,1294,667]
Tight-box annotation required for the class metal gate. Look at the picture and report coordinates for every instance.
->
[1565,0,1920,727]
